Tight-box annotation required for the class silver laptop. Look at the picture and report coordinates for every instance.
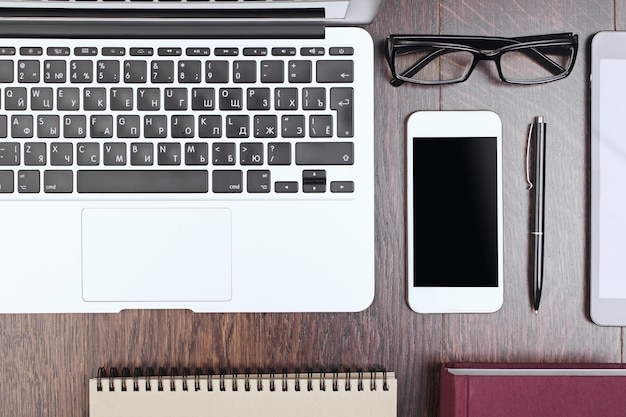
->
[0,0,381,313]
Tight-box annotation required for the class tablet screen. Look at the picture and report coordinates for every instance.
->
[596,59,626,299]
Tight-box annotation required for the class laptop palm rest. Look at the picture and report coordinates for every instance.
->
[81,208,232,303]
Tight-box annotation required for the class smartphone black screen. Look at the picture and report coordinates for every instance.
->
[412,137,498,287]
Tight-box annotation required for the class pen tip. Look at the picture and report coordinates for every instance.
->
[535,310,539,315]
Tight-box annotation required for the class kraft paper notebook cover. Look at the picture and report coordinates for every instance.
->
[440,362,626,417]
[89,368,397,417]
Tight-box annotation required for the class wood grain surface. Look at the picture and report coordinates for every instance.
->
[1,1,624,417]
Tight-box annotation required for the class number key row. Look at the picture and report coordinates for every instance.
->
[0,59,354,84]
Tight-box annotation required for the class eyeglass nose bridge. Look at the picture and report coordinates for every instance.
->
[475,49,502,60]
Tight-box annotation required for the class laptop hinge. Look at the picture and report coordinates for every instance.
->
[0,9,326,39]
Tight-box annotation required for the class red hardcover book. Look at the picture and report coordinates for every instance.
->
[440,362,626,417]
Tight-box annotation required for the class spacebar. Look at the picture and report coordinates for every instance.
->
[77,170,208,193]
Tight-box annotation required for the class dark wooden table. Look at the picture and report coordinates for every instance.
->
[2,1,624,416]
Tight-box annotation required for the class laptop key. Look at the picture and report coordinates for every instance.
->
[11,115,33,138]
[247,170,270,193]
[97,60,120,83]
[124,60,148,83]
[275,181,298,193]
[63,115,86,138]
[192,88,215,110]
[44,170,73,193]
[215,48,238,56]
[31,87,54,110]
[158,47,182,56]
[110,88,133,110]
[130,143,154,166]
[137,88,160,110]
[17,170,40,193]
[164,88,188,110]
[84,88,106,110]
[281,115,304,137]
[184,142,209,165]
[77,142,100,166]
[20,47,42,56]
[89,115,113,138]
[151,60,174,83]
[18,60,40,83]
[288,60,312,83]
[179,60,202,83]
[24,142,46,165]
[330,87,354,137]
[260,60,284,83]
[117,115,140,138]
[295,142,354,165]
[213,170,243,193]
[157,142,182,165]
[219,88,243,110]
[47,47,70,56]
[0,142,19,165]
[233,61,256,83]
[50,142,73,166]
[5,87,27,110]
[316,60,354,83]
[0,60,13,82]
[272,47,296,56]
[102,47,125,56]
[74,47,97,56]
[212,142,236,165]
[331,181,354,193]
[268,142,291,165]
[302,169,326,193]
[103,142,127,166]
[57,88,80,110]
[129,48,153,56]
[206,61,229,83]
[36,115,60,138]
[0,170,13,192]
[43,60,66,83]
[77,170,208,193]
[70,60,93,83]
[240,142,263,165]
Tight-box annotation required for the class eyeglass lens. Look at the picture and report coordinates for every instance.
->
[394,47,474,83]
[499,44,575,83]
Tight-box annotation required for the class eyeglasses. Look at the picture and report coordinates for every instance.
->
[386,33,578,86]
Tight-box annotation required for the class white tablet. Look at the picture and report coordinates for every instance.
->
[406,111,503,313]
[590,31,626,325]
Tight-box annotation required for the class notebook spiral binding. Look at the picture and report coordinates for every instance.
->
[96,367,389,393]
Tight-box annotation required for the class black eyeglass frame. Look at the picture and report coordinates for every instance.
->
[386,33,578,86]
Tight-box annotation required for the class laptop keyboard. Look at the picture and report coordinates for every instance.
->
[0,38,367,198]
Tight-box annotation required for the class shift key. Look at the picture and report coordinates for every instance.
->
[296,142,353,165]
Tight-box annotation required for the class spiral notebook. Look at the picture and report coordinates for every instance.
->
[89,369,397,417]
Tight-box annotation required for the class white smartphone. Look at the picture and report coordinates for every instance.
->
[406,111,503,313]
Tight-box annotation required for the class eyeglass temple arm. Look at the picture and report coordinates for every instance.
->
[391,49,448,86]
[519,46,569,74]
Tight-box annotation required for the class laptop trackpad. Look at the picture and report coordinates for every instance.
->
[81,208,232,303]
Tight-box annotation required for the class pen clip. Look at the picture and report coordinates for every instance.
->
[525,122,534,190]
